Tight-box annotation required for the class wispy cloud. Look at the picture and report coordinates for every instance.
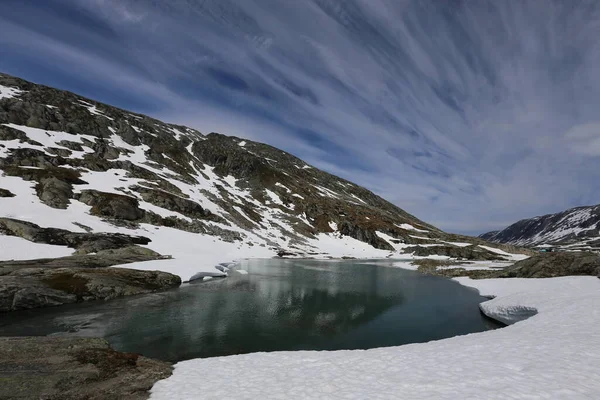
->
[2,0,600,234]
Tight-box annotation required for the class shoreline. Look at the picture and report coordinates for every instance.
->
[149,275,600,399]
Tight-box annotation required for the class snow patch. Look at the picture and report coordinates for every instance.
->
[396,223,428,232]
[0,84,23,100]
[0,235,73,260]
[150,276,600,400]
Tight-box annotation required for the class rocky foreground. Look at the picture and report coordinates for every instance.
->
[0,217,181,312]
[0,337,172,400]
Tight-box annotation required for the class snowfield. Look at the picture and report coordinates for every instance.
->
[150,276,600,400]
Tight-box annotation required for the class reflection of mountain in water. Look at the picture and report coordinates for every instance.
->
[0,259,497,362]
[275,289,401,336]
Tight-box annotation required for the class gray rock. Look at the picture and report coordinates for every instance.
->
[0,217,151,253]
[404,245,505,260]
[37,176,73,209]
[0,336,172,400]
[504,251,600,278]
[0,266,181,312]
[77,190,146,221]
[0,245,163,275]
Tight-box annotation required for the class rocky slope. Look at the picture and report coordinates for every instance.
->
[480,204,600,249]
[0,73,528,280]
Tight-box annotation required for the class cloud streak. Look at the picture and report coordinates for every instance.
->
[2,0,600,234]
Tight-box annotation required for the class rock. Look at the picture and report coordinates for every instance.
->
[37,176,73,209]
[338,221,394,250]
[133,185,211,219]
[503,251,600,278]
[0,188,15,197]
[0,336,172,400]
[0,217,151,252]
[0,267,181,312]
[0,246,163,276]
[77,190,145,221]
[188,270,227,283]
[404,245,505,260]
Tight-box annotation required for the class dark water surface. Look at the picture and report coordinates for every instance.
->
[0,259,501,362]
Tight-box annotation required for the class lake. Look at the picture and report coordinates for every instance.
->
[0,259,502,362]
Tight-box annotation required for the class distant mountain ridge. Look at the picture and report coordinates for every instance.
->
[480,204,600,248]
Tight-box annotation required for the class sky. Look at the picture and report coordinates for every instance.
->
[1,0,600,235]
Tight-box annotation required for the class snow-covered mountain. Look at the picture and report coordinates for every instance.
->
[0,73,524,279]
[480,204,600,249]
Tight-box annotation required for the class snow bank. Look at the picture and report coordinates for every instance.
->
[478,245,529,261]
[150,276,600,400]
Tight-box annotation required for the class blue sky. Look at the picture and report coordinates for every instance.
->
[1,0,600,235]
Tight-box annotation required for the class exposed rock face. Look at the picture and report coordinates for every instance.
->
[480,204,600,247]
[37,176,73,208]
[404,245,505,260]
[0,246,164,275]
[413,251,600,280]
[0,218,150,253]
[0,266,181,312]
[0,336,172,400]
[77,190,146,221]
[503,252,600,278]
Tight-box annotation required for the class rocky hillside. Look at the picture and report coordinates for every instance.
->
[480,204,600,250]
[0,73,527,280]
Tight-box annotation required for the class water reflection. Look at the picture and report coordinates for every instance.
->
[0,259,501,362]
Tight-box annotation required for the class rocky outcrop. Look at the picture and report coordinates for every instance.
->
[503,251,600,278]
[0,266,181,312]
[0,218,150,253]
[413,251,600,280]
[77,190,146,221]
[0,336,172,400]
[37,176,73,208]
[0,246,164,275]
[0,188,15,197]
[404,245,505,260]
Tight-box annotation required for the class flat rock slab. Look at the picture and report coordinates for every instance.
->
[0,267,181,312]
[0,336,172,400]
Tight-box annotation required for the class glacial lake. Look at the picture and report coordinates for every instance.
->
[0,259,502,362]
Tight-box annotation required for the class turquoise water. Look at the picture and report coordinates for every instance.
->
[0,259,501,362]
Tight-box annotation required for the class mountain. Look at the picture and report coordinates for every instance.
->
[0,73,526,280]
[480,204,600,249]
